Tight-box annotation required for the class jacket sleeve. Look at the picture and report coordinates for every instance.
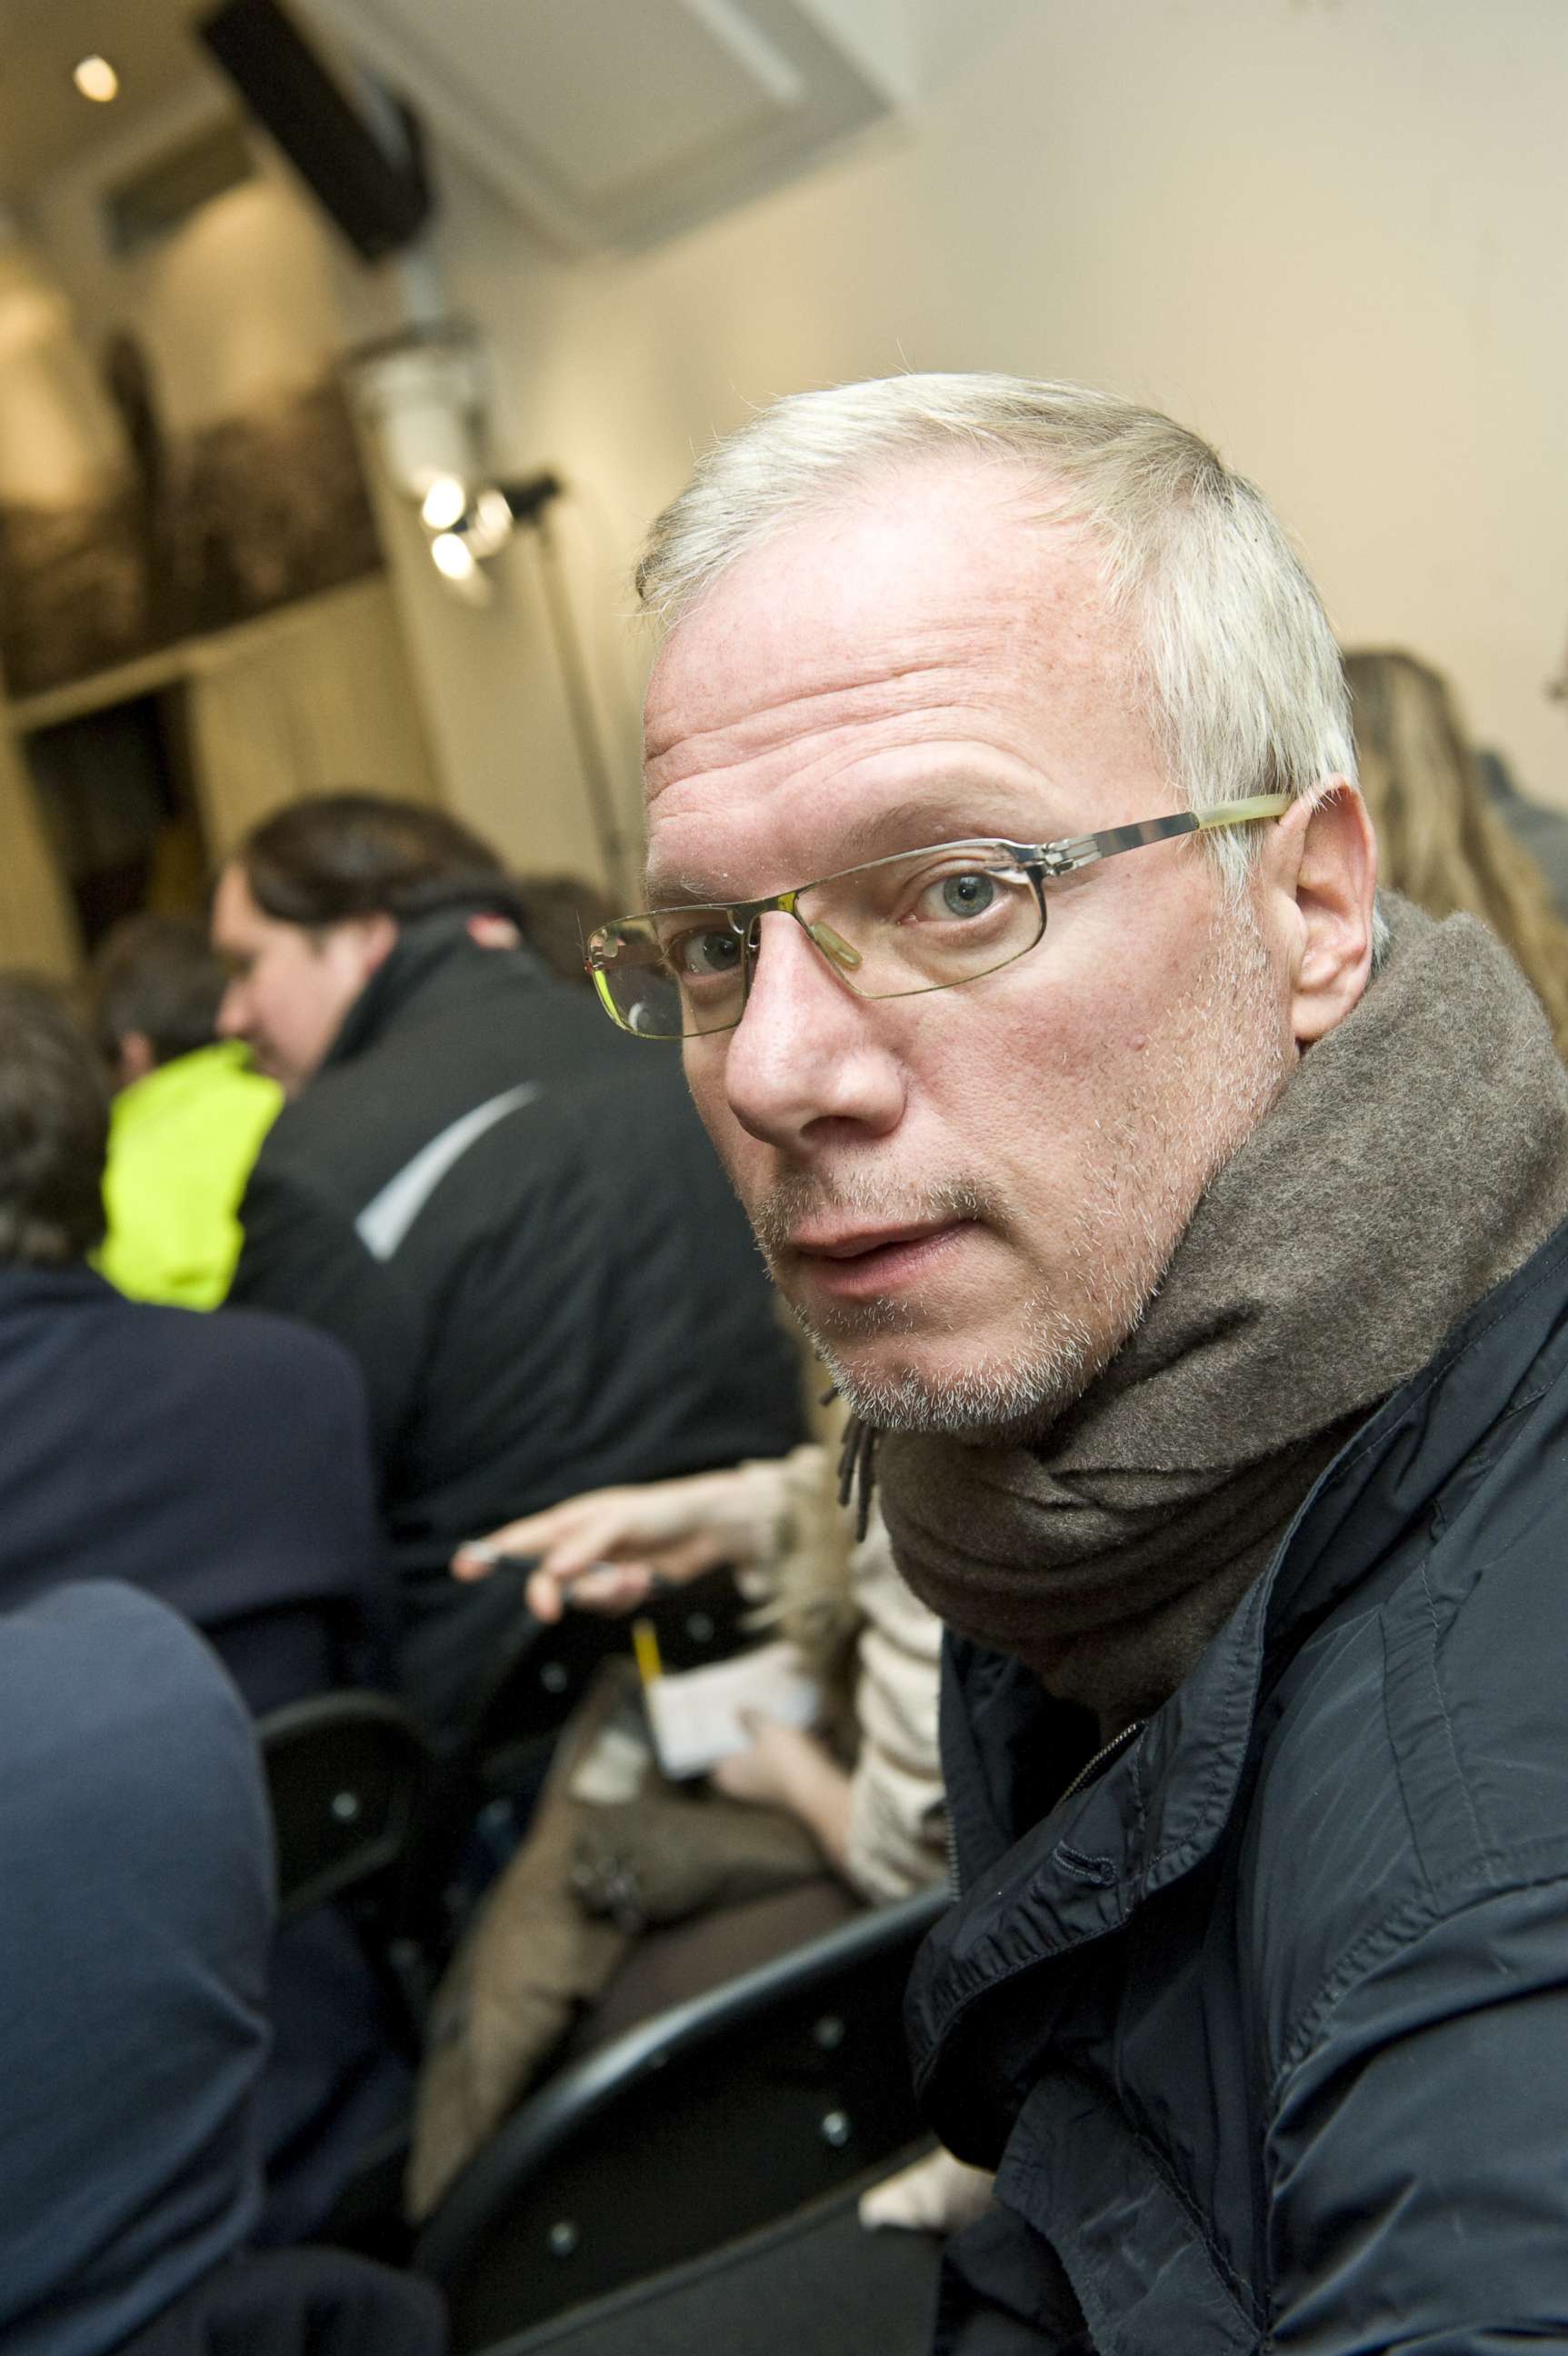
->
[227,1153,423,1461]
[1267,1870,1568,2351]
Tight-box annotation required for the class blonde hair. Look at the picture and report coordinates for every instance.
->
[1345,649,1568,1054]
[636,374,1355,893]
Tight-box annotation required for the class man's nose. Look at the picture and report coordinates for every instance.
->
[720,911,904,1153]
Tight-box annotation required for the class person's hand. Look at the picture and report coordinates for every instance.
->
[859,2147,994,2235]
[710,1712,825,1810]
[711,1703,849,1819]
[451,1467,772,1623]
[712,1714,853,1869]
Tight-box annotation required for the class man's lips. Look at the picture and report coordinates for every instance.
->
[786,1218,975,1298]
[792,1220,957,1261]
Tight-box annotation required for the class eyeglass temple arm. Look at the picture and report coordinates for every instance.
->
[1033,793,1292,879]
[586,792,1293,962]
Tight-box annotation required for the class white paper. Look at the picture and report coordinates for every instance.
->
[568,1720,654,1806]
[644,1639,821,1780]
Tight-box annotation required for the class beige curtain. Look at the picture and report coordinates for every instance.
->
[0,716,80,975]
[188,575,439,859]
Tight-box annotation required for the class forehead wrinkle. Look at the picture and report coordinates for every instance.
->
[644,615,1001,791]
[645,570,1130,810]
[645,644,1086,844]
[647,664,965,791]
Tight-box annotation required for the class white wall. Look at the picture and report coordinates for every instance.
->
[24,84,347,438]
[397,0,1568,860]
[14,0,1564,900]
[0,236,127,504]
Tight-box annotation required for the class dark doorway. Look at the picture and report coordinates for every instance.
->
[23,687,208,952]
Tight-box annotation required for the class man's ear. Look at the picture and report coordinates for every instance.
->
[361,911,399,973]
[340,911,399,979]
[1266,782,1379,1048]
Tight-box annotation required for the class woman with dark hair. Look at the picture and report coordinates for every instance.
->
[1345,648,1568,1053]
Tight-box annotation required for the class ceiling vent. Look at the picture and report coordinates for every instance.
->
[302,0,917,255]
[102,116,258,258]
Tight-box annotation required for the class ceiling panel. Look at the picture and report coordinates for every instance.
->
[0,0,214,202]
[0,0,916,249]
[306,0,915,254]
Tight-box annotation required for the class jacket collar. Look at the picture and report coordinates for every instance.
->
[322,913,544,1072]
[916,1215,1568,2080]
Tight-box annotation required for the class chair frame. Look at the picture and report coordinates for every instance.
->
[414,1883,950,2348]
[258,1688,433,1919]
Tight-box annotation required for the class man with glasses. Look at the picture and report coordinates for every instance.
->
[575,377,1568,2347]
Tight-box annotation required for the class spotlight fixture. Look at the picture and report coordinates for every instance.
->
[345,319,487,509]
[461,486,516,562]
[345,322,565,597]
[343,318,626,875]
[429,531,477,584]
[419,474,468,533]
[73,54,120,102]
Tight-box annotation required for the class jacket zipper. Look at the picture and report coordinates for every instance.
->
[1054,1717,1145,1807]
[945,1716,1146,1899]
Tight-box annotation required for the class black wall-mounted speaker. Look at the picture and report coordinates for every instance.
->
[198,0,432,264]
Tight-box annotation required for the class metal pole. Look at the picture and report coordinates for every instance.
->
[520,497,634,903]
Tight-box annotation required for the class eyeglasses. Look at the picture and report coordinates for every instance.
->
[586,794,1290,1040]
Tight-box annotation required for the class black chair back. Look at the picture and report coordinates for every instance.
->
[414,1885,948,2352]
[473,2167,941,2356]
[257,1690,432,1919]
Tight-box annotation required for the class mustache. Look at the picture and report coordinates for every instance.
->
[749,1169,1004,1260]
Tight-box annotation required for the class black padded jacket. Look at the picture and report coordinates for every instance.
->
[228,914,803,1737]
[907,1219,1568,2353]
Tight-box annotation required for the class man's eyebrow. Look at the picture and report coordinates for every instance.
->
[827,795,1045,865]
[638,872,728,913]
[637,788,1056,913]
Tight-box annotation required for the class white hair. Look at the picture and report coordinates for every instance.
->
[637,374,1366,907]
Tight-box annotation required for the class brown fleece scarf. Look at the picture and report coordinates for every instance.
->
[876,897,1568,1737]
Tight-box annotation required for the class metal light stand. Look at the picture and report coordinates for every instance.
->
[499,473,634,905]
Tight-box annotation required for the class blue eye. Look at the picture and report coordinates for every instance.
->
[934,872,997,919]
[674,926,744,979]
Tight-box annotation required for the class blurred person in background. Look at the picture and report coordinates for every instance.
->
[1484,624,1568,916]
[91,911,281,1308]
[1482,746,1568,921]
[0,975,408,2242]
[461,1443,946,1904]
[0,1581,444,2356]
[213,793,804,1747]
[409,1443,953,2219]
[0,973,387,1715]
[1345,647,1568,1053]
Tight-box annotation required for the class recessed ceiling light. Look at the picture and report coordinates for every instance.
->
[73,55,120,104]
